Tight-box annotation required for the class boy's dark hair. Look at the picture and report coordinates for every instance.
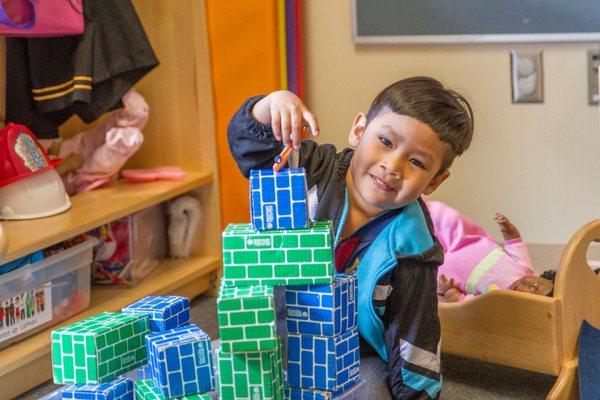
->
[366,76,474,172]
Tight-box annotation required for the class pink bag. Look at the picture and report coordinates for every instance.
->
[0,0,84,37]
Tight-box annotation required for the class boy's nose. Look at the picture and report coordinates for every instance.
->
[380,158,402,179]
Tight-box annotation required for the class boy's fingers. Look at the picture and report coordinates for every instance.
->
[290,110,303,150]
[271,112,282,140]
[280,111,292,147]
[302,110,320,136]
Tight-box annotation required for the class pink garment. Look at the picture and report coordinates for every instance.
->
[59,89,147,195]
[424,200,533,301]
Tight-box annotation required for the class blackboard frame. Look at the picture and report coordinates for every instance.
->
[351,0,600,44]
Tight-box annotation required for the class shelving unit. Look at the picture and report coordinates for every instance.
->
[1,171,214,264]
[0,1,222,398]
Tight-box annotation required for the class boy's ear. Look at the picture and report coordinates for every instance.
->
[348,113,367,148]
[423,170,450,195]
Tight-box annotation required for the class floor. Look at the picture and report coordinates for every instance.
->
[17,294,558,400]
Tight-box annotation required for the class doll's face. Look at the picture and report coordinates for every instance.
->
[509,276,553,296]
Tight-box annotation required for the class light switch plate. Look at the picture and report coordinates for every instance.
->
[511,50,543,103]
[588,50,600,105]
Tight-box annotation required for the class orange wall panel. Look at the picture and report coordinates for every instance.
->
[206,2,281,227]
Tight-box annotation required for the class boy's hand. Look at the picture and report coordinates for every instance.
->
[252,90,319,150]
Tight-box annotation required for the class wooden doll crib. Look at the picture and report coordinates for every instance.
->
[439,219,600,399]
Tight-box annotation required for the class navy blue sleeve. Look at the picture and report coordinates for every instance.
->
[227,95,284,178]
[384,253,443,400]
[226,96,338,189]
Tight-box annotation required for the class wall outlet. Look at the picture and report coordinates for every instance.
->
[511,50,543,103]
[588,50,600,105]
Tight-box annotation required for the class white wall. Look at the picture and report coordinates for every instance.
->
[303,1,600,245]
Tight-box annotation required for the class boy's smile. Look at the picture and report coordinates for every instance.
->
[347,108,450,217]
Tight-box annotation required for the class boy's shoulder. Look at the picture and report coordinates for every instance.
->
[293,143,352,191]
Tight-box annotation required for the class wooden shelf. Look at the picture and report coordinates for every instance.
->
[1,170,213,264]
[0,2,224,398]
[0,255,220,399]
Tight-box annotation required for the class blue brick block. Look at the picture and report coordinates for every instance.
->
[286,274,357,336]
[250,168,309,230]
[61,377,133,400]
[287,328,360,391]
[145,324,215,398]
[136,363,153,381]
[119,363,153,383]
[122,296,190,332]
[286,380,364,400]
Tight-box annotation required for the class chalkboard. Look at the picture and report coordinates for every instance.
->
[352,0,600,44]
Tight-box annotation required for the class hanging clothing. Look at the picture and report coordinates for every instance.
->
[6,0,158,138]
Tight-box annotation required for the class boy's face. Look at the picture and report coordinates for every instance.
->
[348,108,450,213]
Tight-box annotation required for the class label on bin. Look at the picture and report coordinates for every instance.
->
[0,282,52,342]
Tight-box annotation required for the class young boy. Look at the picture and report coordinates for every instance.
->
[228,77,474,400]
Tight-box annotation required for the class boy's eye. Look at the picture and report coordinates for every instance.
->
[378,136,393,148]
[410,159,426,169]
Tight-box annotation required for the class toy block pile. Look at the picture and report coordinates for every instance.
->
[51,295,215,399]
[217,168,361,399]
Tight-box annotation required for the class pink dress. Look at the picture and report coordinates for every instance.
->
[424,200,533,301]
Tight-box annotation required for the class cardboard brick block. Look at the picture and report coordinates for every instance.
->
[216,340,285,400]
[119,363,153,382]
[122,295,190,332]
[146,324,215,398]
[52,312,149,384]
[137,363,153,381]
[61,377,134,400]
[222,221,334,287]
[250,168,309,230]
[286,380,364,400]
[217,283,277,353]
[286,273,357,336]
[134,380,211,400]
[287,328,360,392]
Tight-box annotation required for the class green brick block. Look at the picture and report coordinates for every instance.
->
[222,221,334,287]
[51,312,149,384]
[216,340,284,400]
[134,379,211,399]
[217,282,277,353]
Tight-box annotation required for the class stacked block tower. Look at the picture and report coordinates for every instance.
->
[217,167,360,399]
[51,295,215,400]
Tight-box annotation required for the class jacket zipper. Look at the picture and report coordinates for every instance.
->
[334,187,349,249]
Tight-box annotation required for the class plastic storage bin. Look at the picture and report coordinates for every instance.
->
[0,237,94,349]
[90,203,167,286]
